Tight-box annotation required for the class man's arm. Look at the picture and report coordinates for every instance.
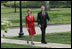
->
[37,13,41,27]
[46,12,50,24]
[37,13,40,25]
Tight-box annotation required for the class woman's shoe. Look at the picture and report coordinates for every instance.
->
[27,41,29,44]
[31,42,35,45]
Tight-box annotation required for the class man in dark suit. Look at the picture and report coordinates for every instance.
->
[37,6,50,44]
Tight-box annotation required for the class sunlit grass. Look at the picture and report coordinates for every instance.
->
[6,32,71,44]
[1,6,71,27]
[1,43,45,48]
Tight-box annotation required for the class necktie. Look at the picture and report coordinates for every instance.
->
[42,12,45,18]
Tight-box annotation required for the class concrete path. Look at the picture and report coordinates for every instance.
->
[1,38,71,48]
[1,24,71,37]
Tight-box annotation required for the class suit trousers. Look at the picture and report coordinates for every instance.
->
[40,26,46,42]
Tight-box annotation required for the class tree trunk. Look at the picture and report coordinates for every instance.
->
[14,1,16,13]
[44,1,50,11]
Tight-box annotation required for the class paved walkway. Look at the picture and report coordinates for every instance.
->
[1,24,71,37]
[1,38,71,48]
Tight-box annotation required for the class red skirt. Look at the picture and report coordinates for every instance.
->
[28,27,36,35]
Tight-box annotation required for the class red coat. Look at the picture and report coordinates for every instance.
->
[25,15,37,35]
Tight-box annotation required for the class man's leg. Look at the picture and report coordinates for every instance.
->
[44,27,46,42]
[41,27,43,42]
[41,26,46,43]
[41,26,47,44]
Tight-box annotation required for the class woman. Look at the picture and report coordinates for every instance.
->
[25,9,37,45]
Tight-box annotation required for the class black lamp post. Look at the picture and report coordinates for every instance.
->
[19,1,24,37]
[14,1,16,13]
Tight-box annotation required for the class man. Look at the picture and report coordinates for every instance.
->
[37,6,50,44]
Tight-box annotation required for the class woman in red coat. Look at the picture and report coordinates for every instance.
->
[25,9,37,45]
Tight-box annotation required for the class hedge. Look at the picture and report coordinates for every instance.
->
[3,1,71,8]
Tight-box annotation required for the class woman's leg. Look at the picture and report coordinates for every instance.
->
[32,35,34,43]
[27,35,31,44]
[31,35,35,45]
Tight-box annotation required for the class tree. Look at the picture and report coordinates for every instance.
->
[14,1,16,13]
[1,1,7,3]
[44,1,50,10]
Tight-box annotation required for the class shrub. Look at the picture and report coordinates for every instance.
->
[1,20,12,33]
[1,20,12,38]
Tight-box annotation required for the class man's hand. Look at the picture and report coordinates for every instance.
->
[39,24,41,28]
[48,21,50,24]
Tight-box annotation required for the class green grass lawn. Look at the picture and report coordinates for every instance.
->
[6,32,71,44]
[1,43,45,48]
[1,6,71,27]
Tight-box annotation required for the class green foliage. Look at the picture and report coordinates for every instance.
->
[4,1,44,8]
[1,1,7,3]
[1,20,12,33]
[4,1,71,8]
[50,1,71,8]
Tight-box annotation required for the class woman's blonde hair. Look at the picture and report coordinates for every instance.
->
[27,8,32,13]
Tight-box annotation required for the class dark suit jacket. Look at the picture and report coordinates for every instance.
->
[37,11,50,27]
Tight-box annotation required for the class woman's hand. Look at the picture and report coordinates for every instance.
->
[27,28,29,30]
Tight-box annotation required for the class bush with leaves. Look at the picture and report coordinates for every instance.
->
[1,20,12,37]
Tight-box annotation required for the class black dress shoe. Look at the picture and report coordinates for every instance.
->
[41,42,47,44]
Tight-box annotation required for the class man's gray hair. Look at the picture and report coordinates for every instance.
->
[41,6,45,8]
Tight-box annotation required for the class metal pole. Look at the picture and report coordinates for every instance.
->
[19,1,24,37]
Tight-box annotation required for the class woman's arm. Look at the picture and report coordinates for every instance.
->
[33,15,37,22]
[25,17,29,28]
